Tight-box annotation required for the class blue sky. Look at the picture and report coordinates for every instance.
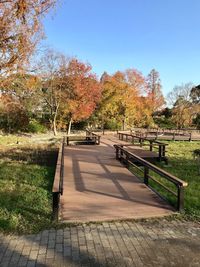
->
[43,0,200,96]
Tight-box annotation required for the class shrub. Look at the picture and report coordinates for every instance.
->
[27,120,47,133]
[154,117,176,129]
[193,113,200,129]
[104,120,120,130]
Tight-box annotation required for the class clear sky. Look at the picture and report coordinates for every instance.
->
[43,0,200,96]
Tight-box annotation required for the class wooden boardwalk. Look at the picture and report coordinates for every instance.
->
[103,134,160,161]
[60,137,173,222]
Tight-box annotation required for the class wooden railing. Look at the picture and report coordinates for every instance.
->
[132,129,196,141]
[118,132,168,162]
[52,137,65,221]
[114,145,188,211]
[86,129,101,145]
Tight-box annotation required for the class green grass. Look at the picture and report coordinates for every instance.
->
[0,135,58,234]
[156,141,200,219]
[129,141,200,220]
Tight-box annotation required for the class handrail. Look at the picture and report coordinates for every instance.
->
[118,132,168,162]
[52,137,65,221]
[114,144,188,211]
[134,129,194,141]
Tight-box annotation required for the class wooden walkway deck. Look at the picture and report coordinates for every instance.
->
[60,137,173,222]
[101,134,162,162]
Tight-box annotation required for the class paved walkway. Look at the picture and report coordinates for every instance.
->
[0,219,200,267]
[60,137,173,222]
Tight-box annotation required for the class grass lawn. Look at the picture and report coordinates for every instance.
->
[153,141,200,219]
[0,134,60,234]
[0,133,199,234]
[128,140,200,220]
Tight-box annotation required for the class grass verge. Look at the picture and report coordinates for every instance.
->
[132,141,200,220]
[0,135,59,234]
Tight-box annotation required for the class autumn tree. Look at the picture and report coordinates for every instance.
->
[97,69,150,130]
[0,93,29,133]
[0,0,56,77]
[124,69,151,128]
[63,59,102,134]
[38,49,68,135]
[147,69,165,113]
[97,72,128,131]
[2,73,41,117]
[38,51,101,135]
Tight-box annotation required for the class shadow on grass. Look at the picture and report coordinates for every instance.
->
[0,145,58,166]
[0,145,58,234]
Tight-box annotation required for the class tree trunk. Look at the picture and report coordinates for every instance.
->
[67,117,72,135]
[53,116,57,136]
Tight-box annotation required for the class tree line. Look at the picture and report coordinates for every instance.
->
[1,46,168,135]
[0,1,199,134]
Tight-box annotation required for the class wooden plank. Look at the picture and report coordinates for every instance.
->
[60,137,174,222]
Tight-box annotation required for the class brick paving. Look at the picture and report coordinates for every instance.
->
[1,219,200,267]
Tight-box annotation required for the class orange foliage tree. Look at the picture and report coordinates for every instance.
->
[63,59,102,134]
[0,0,56,76]
[97,69,153,130]
[39,51,101,135]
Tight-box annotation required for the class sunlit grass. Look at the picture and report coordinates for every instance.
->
[129,140,200,219]
[155,141,200,219]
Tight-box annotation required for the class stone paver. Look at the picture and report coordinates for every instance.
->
[0,219,200,267]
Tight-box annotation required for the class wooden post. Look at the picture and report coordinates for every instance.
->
[158,145,162,161]
[140,138,143,147]
[163,145,166,157]
[177,186,184,212]
[66,136,69,146]
[125,152,129,168]
[189,133,192,142]
[120,145,123,160]
[115,147,119,160]
[173,132,175,141]
[52,192,60,221]
[149,140,153,151]
[144,167,149,185]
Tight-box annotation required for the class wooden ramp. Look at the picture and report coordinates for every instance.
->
[60,137,173,222]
